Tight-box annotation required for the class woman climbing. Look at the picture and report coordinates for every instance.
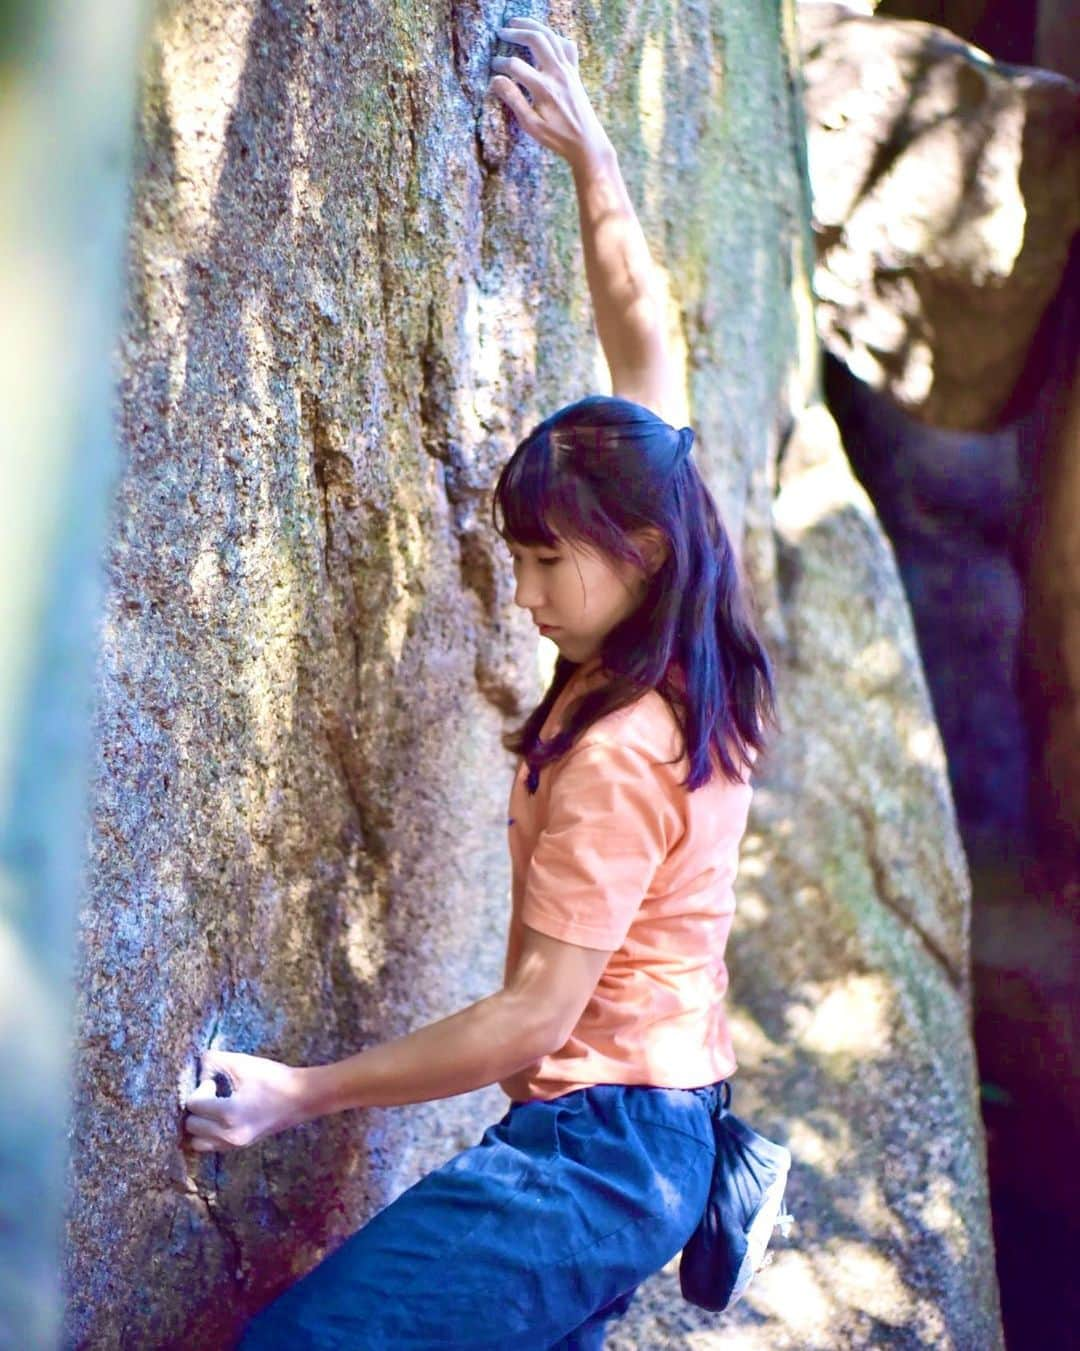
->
[183,16,791,1348]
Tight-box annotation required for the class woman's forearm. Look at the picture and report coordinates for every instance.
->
[292,990,552,1119]
[572,139,673,393]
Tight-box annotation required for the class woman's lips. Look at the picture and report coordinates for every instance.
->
[537,624,559,635]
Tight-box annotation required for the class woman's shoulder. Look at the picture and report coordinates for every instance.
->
[574,682,758,793]
[575,684,683,768]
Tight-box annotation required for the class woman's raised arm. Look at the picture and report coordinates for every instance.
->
[488,18,681,425]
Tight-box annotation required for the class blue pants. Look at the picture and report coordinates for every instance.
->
[237,1081,724,1349]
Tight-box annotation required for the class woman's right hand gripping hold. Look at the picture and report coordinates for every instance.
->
[488,17,611,175]
[487,17,681,425]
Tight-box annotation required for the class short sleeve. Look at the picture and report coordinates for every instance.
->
[522,736,681,951]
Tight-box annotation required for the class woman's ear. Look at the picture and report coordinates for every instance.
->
[636,527,670,577]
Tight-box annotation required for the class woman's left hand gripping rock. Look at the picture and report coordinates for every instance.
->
[182,1049,308,1154]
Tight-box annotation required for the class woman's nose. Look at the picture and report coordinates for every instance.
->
[514,581,538,609]
[513,575,543,609]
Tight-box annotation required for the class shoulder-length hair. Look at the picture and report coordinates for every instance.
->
[491,394,779,791]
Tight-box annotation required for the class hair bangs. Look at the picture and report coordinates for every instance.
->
[492,429,596,552]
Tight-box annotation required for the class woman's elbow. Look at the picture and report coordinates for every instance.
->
[500,990,571,1063]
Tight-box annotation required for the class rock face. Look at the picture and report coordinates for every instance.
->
[66,0,1002,1347]
[798,2,1080,430]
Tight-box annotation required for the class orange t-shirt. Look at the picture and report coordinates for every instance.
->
[498,654,756,1103]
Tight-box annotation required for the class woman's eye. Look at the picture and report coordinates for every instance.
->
[538,557,560,567]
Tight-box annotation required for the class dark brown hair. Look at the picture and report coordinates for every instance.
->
[491,396,779,793]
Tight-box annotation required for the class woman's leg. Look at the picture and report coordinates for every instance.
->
[236,1083,715,1351]
[545,1284,639,1351]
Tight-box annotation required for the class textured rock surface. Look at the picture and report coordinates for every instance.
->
[66,0,1001,1347]
[798,2,1080,430]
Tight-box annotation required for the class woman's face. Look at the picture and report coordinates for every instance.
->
[507,530,656,663]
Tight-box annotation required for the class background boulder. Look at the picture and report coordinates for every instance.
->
[800,1,1079,1342]
[799,1,1079,430]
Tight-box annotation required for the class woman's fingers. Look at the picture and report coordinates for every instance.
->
[488,75,547,140]
[184,1113,222,1140]
[181,1048,305,1152]
[183,1106,250,1150]
[501,16,560,37]
[502,14,577,57]
[182,1076,230,1123]
[184,1115,228,1152]
[487,19,606,173]
[182,1073,244,1151]
[491,52,547,100]
[497,23,561,70]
